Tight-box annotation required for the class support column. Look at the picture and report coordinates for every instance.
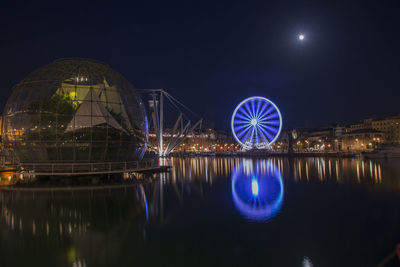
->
[159,90,164,157]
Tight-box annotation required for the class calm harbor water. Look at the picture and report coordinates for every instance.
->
[1,157,400,267]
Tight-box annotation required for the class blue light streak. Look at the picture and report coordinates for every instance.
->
[138,185,149,222]
[251,177,259,196]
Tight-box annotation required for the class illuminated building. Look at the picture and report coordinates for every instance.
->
[370,116,400,144]
[342,129,384,151]
[348,116,400,144]
[147,128,240,154]
[275,126,345,152]
[2,59,148,166]
[349,118,374,131]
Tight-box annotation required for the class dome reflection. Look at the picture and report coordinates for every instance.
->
[231,160,284,221]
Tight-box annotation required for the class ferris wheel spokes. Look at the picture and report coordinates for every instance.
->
[231,96,282,150]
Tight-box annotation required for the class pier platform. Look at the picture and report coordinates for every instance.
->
[0,158,171,176]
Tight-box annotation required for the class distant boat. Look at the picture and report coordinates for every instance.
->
[362,144,400,159]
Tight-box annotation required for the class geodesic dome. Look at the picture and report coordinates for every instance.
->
[2,59,148,163]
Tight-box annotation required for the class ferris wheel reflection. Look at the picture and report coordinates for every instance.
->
[231,160,284,222]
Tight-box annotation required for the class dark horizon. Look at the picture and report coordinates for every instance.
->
[1,1,400,131]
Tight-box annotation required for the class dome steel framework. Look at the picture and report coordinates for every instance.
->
[2,59,148,165]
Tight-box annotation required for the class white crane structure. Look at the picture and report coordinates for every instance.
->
[138,89,203,157]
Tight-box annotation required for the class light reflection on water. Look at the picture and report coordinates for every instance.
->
[231,159,283,221]
[168,157,390,186]
[0,157,399,266]
[1,157,395,237]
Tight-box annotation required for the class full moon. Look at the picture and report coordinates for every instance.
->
[298,34,305,40]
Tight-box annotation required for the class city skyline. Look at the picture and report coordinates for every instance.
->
[1,1,400,129]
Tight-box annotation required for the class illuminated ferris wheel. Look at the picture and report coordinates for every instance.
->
[231,96,282,150]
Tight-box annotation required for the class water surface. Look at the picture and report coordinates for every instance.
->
[1,157,400,266]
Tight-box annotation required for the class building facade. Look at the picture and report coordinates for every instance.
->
[371,116,400,144]
[348,115,400,145]
[342,129,384,151]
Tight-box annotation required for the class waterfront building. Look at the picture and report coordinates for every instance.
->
[271,131,289,152]
[2,59,148,169]
[341,129,384,151]
[284,125,344,152]
[370,116,400,144]
[348,115,400,144]
[349,118,374,131]
[147,127,240,154]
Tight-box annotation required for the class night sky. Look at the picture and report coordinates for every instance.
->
[1,1,400,130]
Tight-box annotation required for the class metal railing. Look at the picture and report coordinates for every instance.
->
[14,158,159,175]
[0,151,20,167]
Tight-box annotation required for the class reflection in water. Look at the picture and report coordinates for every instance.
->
[138,184,149,221]
[290,158,386,184]
[168,157,392,188]
[0,186,150,266]
[0,157,399,266]
[231,160,283,221]
[302,256,313,267]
